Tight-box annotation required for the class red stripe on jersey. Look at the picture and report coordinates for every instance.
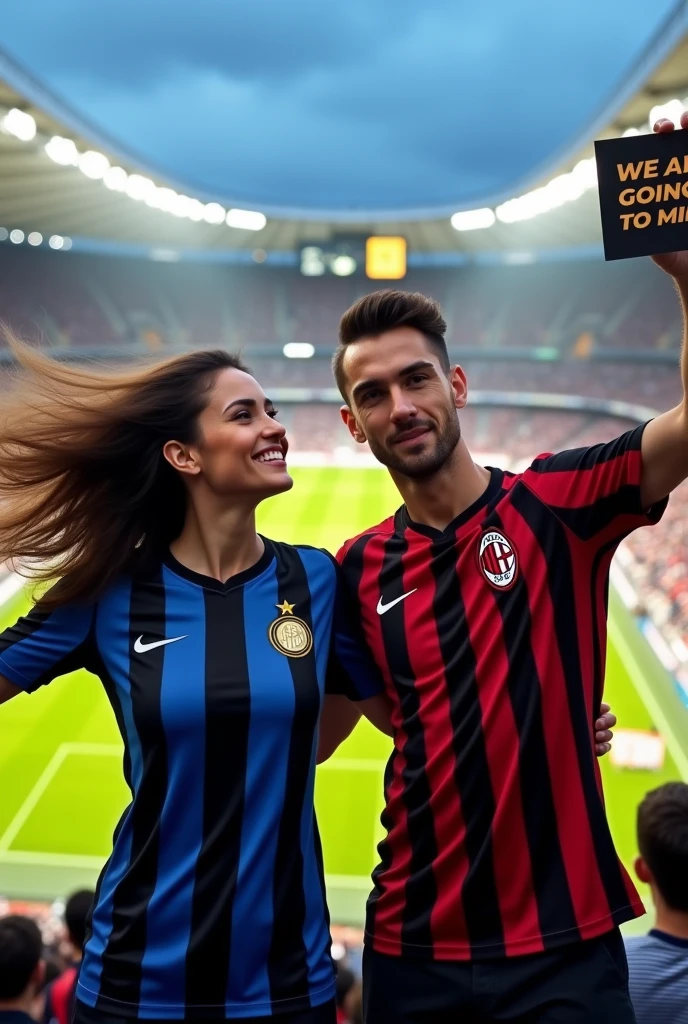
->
[459,541,542,954]
[356,534,410,957]
[400,533,470,948]
[526,450,642,510]
[506,511,612,928]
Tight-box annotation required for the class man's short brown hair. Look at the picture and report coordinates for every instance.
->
[637,781,688,910]
[333,290,449,401]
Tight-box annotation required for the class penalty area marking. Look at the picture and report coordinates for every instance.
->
[0,742,121,859]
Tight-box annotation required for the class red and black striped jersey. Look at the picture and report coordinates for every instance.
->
[337,424,666,961]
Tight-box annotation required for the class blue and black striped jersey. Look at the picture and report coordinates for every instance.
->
[0,539,382,1019]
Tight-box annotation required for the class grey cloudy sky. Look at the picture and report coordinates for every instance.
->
[0,0,679,214]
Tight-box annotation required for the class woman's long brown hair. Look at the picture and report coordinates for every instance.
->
[0,335,248,609]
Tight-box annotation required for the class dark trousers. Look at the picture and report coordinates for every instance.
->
[363,929,637,1023]
[73,997,336,1024]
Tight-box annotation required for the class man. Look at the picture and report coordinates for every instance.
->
[43,890,94,1024]
[0,915,45,1024]
[625,783,688,1023]
[321,113,688,1023]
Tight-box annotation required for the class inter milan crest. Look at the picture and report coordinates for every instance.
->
[477,530,518,590]
[268,600,313,658]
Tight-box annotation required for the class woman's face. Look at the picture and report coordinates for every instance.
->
[168,367,293,501]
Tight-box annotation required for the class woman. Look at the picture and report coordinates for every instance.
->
[0,340,390,1023]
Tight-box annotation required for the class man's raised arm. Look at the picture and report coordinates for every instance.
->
[639,111,688,509]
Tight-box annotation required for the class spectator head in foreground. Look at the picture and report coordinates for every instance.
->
[0,915,45,1013]
[63,890,93,962]
[636,781,688,925]
[625,782,688,1024]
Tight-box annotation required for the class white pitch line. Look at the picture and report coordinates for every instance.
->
[317,758,387,772]
[0,743,122,854]
[0,746,70,852]
[608,613,688,782]
[0,849,107,870]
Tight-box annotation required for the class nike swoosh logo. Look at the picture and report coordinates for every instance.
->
[134,635,187,653]
[376,590,417,615]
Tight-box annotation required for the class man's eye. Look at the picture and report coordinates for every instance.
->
[408,375,427,385]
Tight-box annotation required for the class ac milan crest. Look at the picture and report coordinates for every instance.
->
[478,530,518,590]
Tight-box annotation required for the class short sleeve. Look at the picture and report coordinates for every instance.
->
[0,597,95,693]
[523,422,667,545]
[325,574,384,702]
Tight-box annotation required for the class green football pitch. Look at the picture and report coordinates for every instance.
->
[0,466,686,933]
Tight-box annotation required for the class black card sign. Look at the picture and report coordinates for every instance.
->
[594,129,688,260]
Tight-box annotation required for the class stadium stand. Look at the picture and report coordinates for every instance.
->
[0,248,682,357]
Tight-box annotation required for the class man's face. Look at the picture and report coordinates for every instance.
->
[340,327,466,480]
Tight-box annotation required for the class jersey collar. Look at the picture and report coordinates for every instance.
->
[397,466,504,540]
[163,537,275,593]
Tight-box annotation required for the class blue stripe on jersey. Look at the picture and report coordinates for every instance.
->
[225,570,294,1009]
[0,602,92,691]
[80,577,144,1005]
[139,570,207,1008]
[295,550,333,983]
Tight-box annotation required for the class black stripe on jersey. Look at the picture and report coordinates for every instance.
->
[267,545,320,1008]
[97,570,168,1010]
[549,488,643,543]
[340,535,397,944]
[379,529,438,952]
[514,489,633,913]
[526,427,642,474]
[184,587,250,1011]
[489,504,580,946]
[430,536,505,955]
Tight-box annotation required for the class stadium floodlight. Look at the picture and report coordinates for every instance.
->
[104,166,128,191]
[79,150,110,180]
[3,108,36,142]
[226,208,267,231]
[203,202,226,225]
[0,228,8,241]
[126,174,156,201]
[622,127,642,138]
[27,232,42,246]
[62,237,72,250]
[283,343,315,359]
[153,187,178,212]
[170,194,195,218]
[186,198,206,222]
[570,158,597,188]
[9,229,24,244]
[649,97,685,128]
[48,234,64,249]
[451,208,496,231]
[45,135,79,166]
[300,246,326,276]
[331,254,357,276]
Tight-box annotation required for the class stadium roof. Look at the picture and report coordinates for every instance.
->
[0,2,686,259]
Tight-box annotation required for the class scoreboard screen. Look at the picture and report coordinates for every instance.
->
[365,236,407,280]
[299,235,407,279]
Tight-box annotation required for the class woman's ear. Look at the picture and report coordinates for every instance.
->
[162,440,201,476]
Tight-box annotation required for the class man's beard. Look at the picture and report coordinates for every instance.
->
[367,409,461,481]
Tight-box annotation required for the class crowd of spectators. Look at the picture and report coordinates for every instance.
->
[0,247,681,359]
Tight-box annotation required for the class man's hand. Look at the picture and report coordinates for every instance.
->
[651,111,688,280]
[595,702,616,757]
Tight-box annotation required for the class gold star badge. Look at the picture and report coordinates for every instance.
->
[276,600,295,616]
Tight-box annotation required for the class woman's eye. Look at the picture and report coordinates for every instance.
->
[268,409,279,419]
